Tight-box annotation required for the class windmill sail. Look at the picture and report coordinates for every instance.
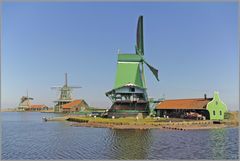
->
[136,16,144,55]
[65,73,68,86]
[144,60,159,81]
[136,16,159,82]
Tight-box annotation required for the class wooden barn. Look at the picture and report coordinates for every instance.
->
[62,99,89,113]
[155,92,227,121]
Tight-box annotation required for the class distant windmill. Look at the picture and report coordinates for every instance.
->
[51,73,81,112]
[18,90,33,111]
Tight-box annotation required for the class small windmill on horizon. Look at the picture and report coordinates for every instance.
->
[17,90,33,111]
[51,73,81,112]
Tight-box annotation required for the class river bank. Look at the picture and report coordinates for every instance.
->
[69,121,236,130]
[46,114,239,130]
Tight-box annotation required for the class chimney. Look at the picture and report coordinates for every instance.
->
[204,94,207,99]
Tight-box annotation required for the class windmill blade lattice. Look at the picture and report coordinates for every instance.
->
[135,16,159,82]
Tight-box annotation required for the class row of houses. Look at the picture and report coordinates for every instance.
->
[17,95,89,113]
[17,96,49,112]
[18,90,227,121]
[65,91,227,121]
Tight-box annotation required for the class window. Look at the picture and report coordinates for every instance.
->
[216,101,218,105]
[213,110,215,115]
[220,111,222,115]
[129,87,135,92]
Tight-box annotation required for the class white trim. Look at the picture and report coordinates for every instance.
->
[118,62,139,64]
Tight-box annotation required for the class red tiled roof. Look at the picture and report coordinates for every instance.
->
[30,104,47,109]
[62,100,85,109]
[155,98,212,110]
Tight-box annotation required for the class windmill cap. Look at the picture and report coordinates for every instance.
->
[118,54,142,62]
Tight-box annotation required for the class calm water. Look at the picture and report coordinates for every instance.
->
[1,112,239,160]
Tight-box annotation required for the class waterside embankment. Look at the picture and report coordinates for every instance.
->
[46,112,239,130]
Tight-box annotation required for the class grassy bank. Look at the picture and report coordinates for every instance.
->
[66,116,220,130]
[67,116,213,125]
[47,111,239,130]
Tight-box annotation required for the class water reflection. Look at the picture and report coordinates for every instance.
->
[209,128,227,159]
[208,128,239,160]
[2,112,239,160]
[106,129,152,159]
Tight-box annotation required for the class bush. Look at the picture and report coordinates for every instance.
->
[224,112,231,119]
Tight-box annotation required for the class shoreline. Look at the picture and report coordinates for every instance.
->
[47,116,239,130]
[69,122,237,130]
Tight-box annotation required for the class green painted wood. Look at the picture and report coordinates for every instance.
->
[118,54,142,62]
[207,92,227,120]
[114,54,144,89]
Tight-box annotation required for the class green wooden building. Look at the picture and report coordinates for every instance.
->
[206,92,228,120]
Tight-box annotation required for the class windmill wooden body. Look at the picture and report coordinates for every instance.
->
[106,16,159,118]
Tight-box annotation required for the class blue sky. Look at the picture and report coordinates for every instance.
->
[2,2,238,111]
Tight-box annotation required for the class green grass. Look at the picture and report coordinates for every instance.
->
[67,116,215,127]
[67,116,181,126]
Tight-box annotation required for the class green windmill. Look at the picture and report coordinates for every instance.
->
[106,16,159,118]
